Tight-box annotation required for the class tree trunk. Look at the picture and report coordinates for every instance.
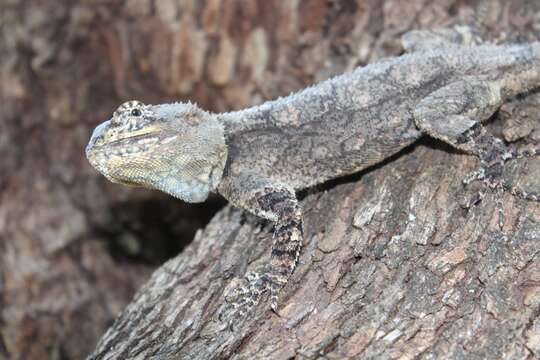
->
[2,1,539,359]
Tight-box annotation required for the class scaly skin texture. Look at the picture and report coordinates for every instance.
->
[86,29,540,325]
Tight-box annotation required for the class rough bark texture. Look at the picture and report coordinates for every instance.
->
[1,0,540,359]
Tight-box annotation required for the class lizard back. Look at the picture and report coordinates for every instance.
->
[219,43,540,189]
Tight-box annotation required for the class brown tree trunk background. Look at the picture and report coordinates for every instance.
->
[1,1,540,359]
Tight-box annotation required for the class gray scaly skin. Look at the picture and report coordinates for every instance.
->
[86,30,540,325]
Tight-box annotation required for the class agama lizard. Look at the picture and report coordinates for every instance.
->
[86,29,540,323]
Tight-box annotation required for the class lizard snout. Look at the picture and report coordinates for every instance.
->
[86,120,110,155]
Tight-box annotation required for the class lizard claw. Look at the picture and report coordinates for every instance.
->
[460,186,486,210]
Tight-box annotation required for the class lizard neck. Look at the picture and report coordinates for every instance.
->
[216,99,288,135]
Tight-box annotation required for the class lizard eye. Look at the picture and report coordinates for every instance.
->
[131,108,142,117]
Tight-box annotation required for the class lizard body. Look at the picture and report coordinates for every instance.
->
[218,43,540,189]
[86,32,540,323]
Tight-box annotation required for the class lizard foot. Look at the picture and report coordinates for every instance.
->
[462,145,540,203]
[217,266,285,329]
[218,272,263,329]
[461,128,540,228]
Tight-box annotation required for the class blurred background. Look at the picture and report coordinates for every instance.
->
[1,0,539,358]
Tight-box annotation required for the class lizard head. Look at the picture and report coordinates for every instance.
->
[86,100,227,203]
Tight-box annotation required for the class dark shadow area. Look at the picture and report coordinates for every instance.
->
[95,195,227,265]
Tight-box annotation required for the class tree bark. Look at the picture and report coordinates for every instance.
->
[2,1,540,359]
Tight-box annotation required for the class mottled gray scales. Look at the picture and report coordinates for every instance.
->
[86,28,540,325]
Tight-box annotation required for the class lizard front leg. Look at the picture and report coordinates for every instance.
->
[217,172,303,322]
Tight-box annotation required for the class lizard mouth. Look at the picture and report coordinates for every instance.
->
[106,132,159,148]
[103,135,160,157]
[87,122,161,157]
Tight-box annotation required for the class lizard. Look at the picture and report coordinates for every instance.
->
[85,29,540,324]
